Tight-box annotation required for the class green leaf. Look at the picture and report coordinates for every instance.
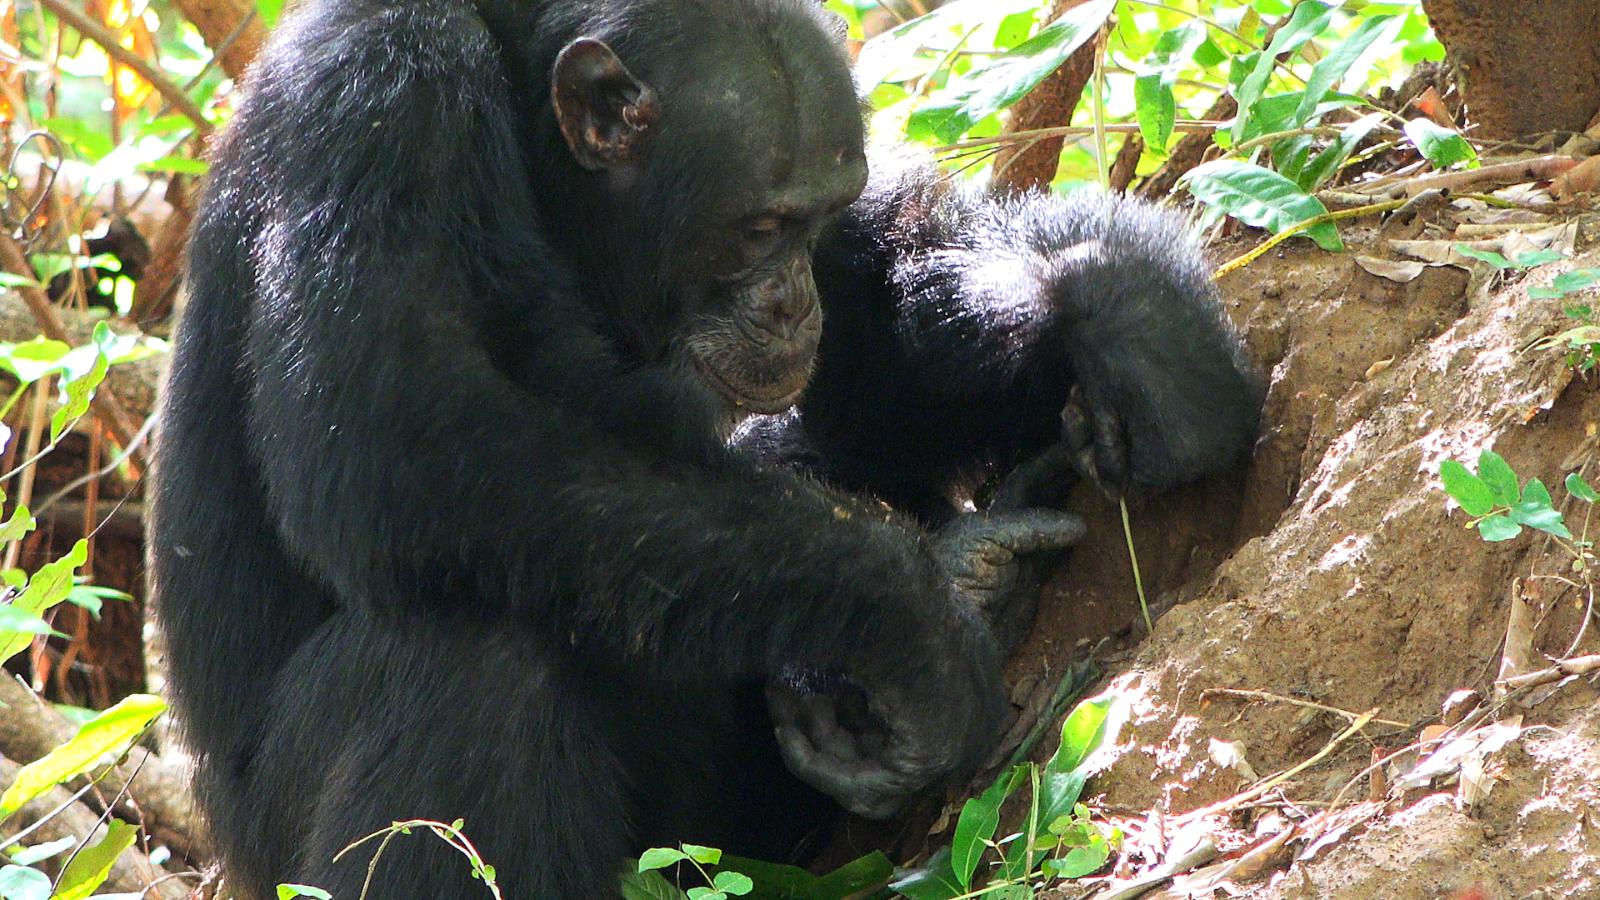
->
[1512,478,1572,538]
[1439,460,1495,516]
[1404,118,1477,168]
[951,767,1023,887]
[1298,111,1383,190]
[1038,693,1127,830]
[1271,133,1315,186]
[53,819,137,900]
[1232,1,1336,143]
[0,865,49,900]
[8,835,75,866]
[951,794,1000,887]
[712,871,754,896]
[1510,249,1566,268]
[1453,244,1513,269]
[1567,472,1599,503]
[638,848,689,873]
[994,10,1038,48]
[0,539,90,666]
[51,322,114,444]
[1293,14,1399,126]
[1478,514,1522,542]
[854,0,1039,93]
[0,337,72,384]
[1193,35,1227,68]
[813,851,895,897]
[277,886,334,900]
[620,869,690,900]
[0,605,62,639]
[718,849,893,900]
[907,0,1114,143]
[1184,161,1342,251]
[1530,269,1600,299]
[136,156,209,176]
[0,504,35,543]
[1044,838,1113,878]
[685,888,726,900]
[1476,450,1521,506]
[66,584,131,617]
[681,845,723,866]
[0,692,166,817]
[1049,695,1112,774]
[1133,21,1207,154]
[0,272,41,290]
[890,848,962,900]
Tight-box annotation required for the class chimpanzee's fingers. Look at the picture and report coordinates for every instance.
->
[988,443,1079,511]
[966,509,1088,557]
[1090,406,1131,498]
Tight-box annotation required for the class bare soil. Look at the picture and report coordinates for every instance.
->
[1002,217,1600,898]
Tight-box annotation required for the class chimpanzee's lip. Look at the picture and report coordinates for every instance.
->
[694,357,810,414]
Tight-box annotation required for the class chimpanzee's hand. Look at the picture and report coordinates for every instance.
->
[769,509,1084,818]
[1060,384,1131,499]
[768,610,1004,819]
[930,508,1086,654]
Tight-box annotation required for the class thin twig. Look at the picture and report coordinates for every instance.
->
[1213,198,1409,278]
[939,121,1221,153]
[35,0,213,133]
[1201,687,1410,728]
[1173,709,1379,824]
[1498,653,1600,691]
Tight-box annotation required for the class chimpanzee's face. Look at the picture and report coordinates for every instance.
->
[551,23,866,414]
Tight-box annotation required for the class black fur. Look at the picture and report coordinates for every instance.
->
[148,0,1258,897]
[739,154,1259,521]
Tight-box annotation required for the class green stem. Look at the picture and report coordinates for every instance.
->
[1121,499,1152,633]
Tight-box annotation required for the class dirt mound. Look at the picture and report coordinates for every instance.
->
[1014,222,1600,898]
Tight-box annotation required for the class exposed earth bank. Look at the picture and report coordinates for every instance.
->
[1012,219,1600,899]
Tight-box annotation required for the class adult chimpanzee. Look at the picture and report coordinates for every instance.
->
[148,0,1258,896]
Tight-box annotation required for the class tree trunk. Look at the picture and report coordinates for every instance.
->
[990,0,1097,193]
[1421,0,1600,139]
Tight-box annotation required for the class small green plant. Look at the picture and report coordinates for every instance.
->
[892,690,1128,899]
[330,818,501,900]
[0,696,167,900]
[618,691,1126,900]
[1523,269,1600,370]
[1439,450,1595,551]
[630,844,754,900]
[624,844,895,899]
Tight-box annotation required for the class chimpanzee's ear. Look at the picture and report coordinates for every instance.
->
[551,38,660,171]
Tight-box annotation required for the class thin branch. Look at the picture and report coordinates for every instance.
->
[1201,687,1410,728]
[1499,653,1600,691]
[36,0,213,133]
[940,120,1221,153]
[1173,709,1379,825]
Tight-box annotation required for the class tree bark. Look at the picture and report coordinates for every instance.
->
[0,675,203,859]
[1420,0,1600,140]
[0,755,192,899]
[990,0,1097,193]
[169,0,265,80]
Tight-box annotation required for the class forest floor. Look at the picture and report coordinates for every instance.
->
[977,203,1600,898]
